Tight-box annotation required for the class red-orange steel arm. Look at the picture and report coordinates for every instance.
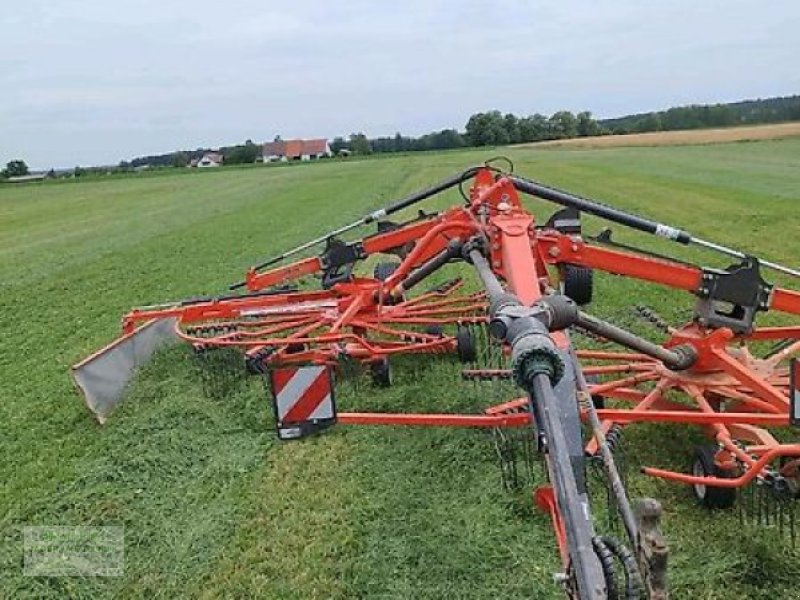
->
[244,257,321,291]
[644,444,800,488]
[382,214,479,290]
[540,233,800,317]
[122,290,336,332]
[589,409,789,427]
[771,287,800,315]
[244,215,444,292]
[337,412,529,428]
[361,217,445,255]
[540,234,702,292]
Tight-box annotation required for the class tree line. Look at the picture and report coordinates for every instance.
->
[121,94,800,164]
[125,139,261,169]
[325,111,602,156]
[600,94,800,134]
[5,95,799,179]
[349,94,800,153]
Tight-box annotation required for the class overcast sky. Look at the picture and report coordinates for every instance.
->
[2,1,798,169]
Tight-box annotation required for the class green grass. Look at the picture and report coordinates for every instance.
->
[2,139,800,599]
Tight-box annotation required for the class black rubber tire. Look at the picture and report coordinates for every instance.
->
[584,374,605,409]
[425,324,444,337]
[561,263,594,305]
[374,261,400,281]
[591,537,619,600]
[456,326,477,363]
[691,445,737,509]
[374,261,404,305]
[370,358,392,387]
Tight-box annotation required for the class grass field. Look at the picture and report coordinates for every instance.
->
[523,121,800,149]
[3,138,800,599]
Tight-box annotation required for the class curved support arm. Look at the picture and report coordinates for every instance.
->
[643,444,800,488]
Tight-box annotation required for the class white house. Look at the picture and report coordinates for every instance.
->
[197,152,223,168]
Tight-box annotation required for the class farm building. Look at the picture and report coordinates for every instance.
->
[262,139,332,162]
[197,152,223,168]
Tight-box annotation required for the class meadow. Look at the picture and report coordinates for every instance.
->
[2,137,800,599]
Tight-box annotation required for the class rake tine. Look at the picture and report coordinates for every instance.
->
[510,431,520,489]
[509,433,520,488]
[764,485,770,527]
[526,426,535,481]
[739,485,745,528]
[765,485,771,528]
[467,324,475,366]
[494,428,511,490]
[756,483,762,526]
[523,427,535,481]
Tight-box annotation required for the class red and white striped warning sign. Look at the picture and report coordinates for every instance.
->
[271,365,335,425]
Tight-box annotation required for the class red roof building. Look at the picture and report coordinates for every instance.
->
[262,139,331,161]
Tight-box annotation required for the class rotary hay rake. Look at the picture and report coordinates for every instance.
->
[73,161,800,599]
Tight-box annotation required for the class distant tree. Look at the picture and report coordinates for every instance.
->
[633,113,663,132]
[465,112,488,145]
[548,111,578,139]
[576,111,601,137]
[411,129,465,151]
[171,151,189,167]
[242,140,260,162]
[224,140,261,164]
[706,104,736,127]
[465,111,510,146]
[394,132,409,152]
[74,166,86,177]
[433,129,465,149]
[518,114,549,142]
[503,113,521,143]
[330,136,348,154]
[370,136,397,153]
[349,133,372,155]
[2,159,29,177]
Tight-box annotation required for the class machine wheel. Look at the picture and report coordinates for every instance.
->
[425,324,444,337]
[561,264,594,305]
[456,326,477,363]
[374,261,403,304]
[370,358,392,387]
[584,374,604,409]
[691,446,737,509]
[374,261,400,281]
